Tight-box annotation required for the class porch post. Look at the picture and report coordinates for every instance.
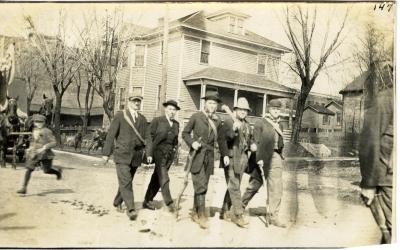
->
[200,79,206,111]
[234,89,238,106]
[262,93,268,116]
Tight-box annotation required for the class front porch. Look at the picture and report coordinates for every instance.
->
[182,67,296,129]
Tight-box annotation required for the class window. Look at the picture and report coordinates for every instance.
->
[336,112,342,126]
[119,87,126,110]
[159,41,164,64]
[229,17,236,33]
[132,86,143,96]
[155,85,161,110]
[200,40,210,64]
[257,54,266,74]
[322,114,330,125]
[237,18,244,34]
[134,45,145,67]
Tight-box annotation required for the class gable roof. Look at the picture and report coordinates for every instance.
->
[325,99,343,109]
[183,67,295,94]
[305,104,335,115]
[144,11,290,52]
[339,71,368,94]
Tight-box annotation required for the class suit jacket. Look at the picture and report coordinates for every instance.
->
[359,88,393,188]
[103,110,148,166]
[182,111,228,175]
[251,118,284,173]
[146,115,179,159]
[220,117,253,174]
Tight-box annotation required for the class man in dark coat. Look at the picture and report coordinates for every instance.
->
[17,114,62,194]
[182,89,229,229]
[143,100,180,213]
[359,86,393,244]
[242,99,286,228]
[103,95,148,221]
[219,97,256,228]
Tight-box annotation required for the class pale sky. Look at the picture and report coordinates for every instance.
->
[0,2,395,96]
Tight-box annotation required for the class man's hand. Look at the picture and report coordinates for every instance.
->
[250,143,257,152]
[361,188,377,206]
[192,141,202,151]
[223,156,230,166]
[147,156,153,164]
[232,121,241,131]
[257,160,264,167]
[102,156,109,163]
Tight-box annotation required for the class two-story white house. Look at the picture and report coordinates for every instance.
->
[115,10,296,126]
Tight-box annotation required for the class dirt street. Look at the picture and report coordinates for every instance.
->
[0,151,380,247]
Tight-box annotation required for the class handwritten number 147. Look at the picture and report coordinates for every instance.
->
[374,2,394,12]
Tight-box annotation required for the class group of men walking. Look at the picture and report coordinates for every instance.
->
[102,89,286,229]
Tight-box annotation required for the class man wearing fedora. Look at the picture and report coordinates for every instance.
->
[219,97,257,228]
[242,99,286,228]
[103,94,148,221]
[182,88,229,229]
[17,114,62,194]
[142,100,180,213]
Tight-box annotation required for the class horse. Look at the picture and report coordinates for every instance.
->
[39,94,54,127]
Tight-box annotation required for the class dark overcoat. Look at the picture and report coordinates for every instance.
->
[359,88,393,188]
[145,115,179,162]
[103,110,148,166]
[220,117,253,174]
[248,118,284,175]
[182,111,228,175]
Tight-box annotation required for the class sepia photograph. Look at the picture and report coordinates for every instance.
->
[0,0,396,248]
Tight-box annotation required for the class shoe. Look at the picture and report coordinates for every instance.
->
[220,210,231,221]
[17,188,27,194]
[57,168,63,180]
[198,216,209,229]
[143,201,156,210]
[167,203,176,213]
[231,215,248,228]
[219,210,225,220]
[127,209,138,220]
[270,218,286,228]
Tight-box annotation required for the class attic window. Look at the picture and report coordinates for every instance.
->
[257,54,266,74]
[229,17,236,33]
[228,16,244,34]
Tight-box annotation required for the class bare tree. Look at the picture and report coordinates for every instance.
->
[283,7,348,142]
[77,9,131,122]
[25,12,83,144]
[17,45,42,116]
[74,70,96,134]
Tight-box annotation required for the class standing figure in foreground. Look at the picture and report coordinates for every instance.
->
[359,85,394,244]
[242,99,286,228]
[220,97,256,228]
[17,114,62,194]
[103,95,148,221]
[143,100,180,213]
[182,89,229,229]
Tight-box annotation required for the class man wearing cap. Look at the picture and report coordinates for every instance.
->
[242,99,286,228]
[103,95,148,221]
[219,97,257,228]
[17,114,62,194]
[182,89,229,229]
[142,100,180,213]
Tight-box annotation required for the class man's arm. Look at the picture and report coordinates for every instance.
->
[253,120,263,163]
[145,117,158,158]
[182,115,196,148]
[43,129,57,149]
[103,114,121,157]
[218,120,230,158]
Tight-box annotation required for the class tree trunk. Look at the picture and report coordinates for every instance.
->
[53,90,62,146]
[26,97,32,116]
[82,112,90,134]
[291,86,311,143]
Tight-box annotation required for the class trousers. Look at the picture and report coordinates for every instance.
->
[221,164,244,216]
[113,163,138,211]
[242,152,283,217]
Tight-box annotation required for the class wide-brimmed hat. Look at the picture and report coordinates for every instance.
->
[233,97,251,112]
[128,95,143,101]
[163,99,181,110]
[201,88,221,103]
[33,114,46,122]
[268,99,282,108]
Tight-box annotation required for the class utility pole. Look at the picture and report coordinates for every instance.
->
[159,5,169,111]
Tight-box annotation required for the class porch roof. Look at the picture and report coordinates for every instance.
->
[182,67,296,95]
[305,104,335,115]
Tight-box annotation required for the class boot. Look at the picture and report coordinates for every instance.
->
[167,202,176,213]
[270,215,286,228]
[231,214,248,228]
[143,201,156,210]
[196,195,208,229]
[17,187,27,194]
[57,168,63,180]
[127,209,138,221]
